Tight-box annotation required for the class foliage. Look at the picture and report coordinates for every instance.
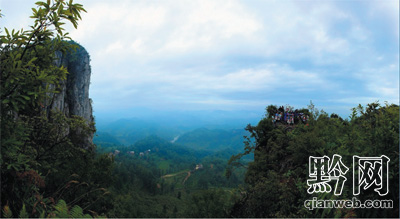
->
[1,0,85,115]
[3,199,97,218]
[51,199,92,218]
[0,0,114,217]
[184,189,233,218]
[95,135,243,218]
[2,1,397,218]
[228,102,399,218]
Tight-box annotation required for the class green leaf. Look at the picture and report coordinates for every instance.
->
[1,37,9,43]
[27,57,38,66]
[70,205,84,218]
[11,101,19,112]
[32,7,38,15]
[2,205,12,218]
[4,27,9,36]
[21,95,30,100]
[54,200,70,218]
[39,210,46,218]
[19,204,29,218]
[35,1,47,8]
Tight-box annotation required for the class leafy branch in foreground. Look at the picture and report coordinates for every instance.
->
[0,1,110,217]
[1,0,86,114]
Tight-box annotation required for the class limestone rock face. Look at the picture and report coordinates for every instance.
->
[51,44,94,147]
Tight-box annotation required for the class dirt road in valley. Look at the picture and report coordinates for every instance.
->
[182,171,191,185]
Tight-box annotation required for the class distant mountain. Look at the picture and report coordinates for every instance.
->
[96,118,184,145]
[94,110,260,149]
[93,131,121,146]
[94,109,262,145]
[134,135,195,158]
[175,128,249,152]
[95,109,262,130]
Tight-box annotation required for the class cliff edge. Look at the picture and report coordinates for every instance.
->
[49,43,95,147]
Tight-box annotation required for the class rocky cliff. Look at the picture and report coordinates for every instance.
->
[49,43,94,147]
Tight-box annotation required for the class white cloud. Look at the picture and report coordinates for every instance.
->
[69,0,392,70]
[358,63,399,103]
[368,0,399,36]
[70,0,261,59]
[90,62,329,111]
[1,0,398,113]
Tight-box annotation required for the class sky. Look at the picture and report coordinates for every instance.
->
[1,0,399,120]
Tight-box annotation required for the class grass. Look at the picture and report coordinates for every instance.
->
[158,160,170,170]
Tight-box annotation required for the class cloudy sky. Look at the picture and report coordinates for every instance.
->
[1,0,399,119]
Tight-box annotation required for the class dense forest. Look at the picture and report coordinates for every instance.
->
[1,1,399,218]
[227,102,399,218]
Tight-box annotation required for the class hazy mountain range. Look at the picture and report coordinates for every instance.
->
[94,109,261,152]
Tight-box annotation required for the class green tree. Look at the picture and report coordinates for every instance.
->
[0,1,115,217]
[185,189,232,218]
[228,103,399,218]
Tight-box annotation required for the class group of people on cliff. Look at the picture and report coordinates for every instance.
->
[272,105,309,126]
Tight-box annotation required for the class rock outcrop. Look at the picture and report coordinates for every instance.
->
[49,43,94,147]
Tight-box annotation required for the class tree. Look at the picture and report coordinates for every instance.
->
[185,189,231,218]
[1,0,85,115]
[0,1,105,217]
[229,103,399,218]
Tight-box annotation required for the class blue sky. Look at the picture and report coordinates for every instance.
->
[1,0,399,120]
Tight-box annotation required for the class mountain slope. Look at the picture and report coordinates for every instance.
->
[175,128,248,152]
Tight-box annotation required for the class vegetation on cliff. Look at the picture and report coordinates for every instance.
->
[0,1,109,217]
[227,102,399,218]
[1,1,398,218]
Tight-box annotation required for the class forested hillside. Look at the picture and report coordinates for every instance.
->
[1,1,398,218]
[227,102,399,218]
[95,136,244,217]
[175,128,248,152]
[0,1,100,217]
